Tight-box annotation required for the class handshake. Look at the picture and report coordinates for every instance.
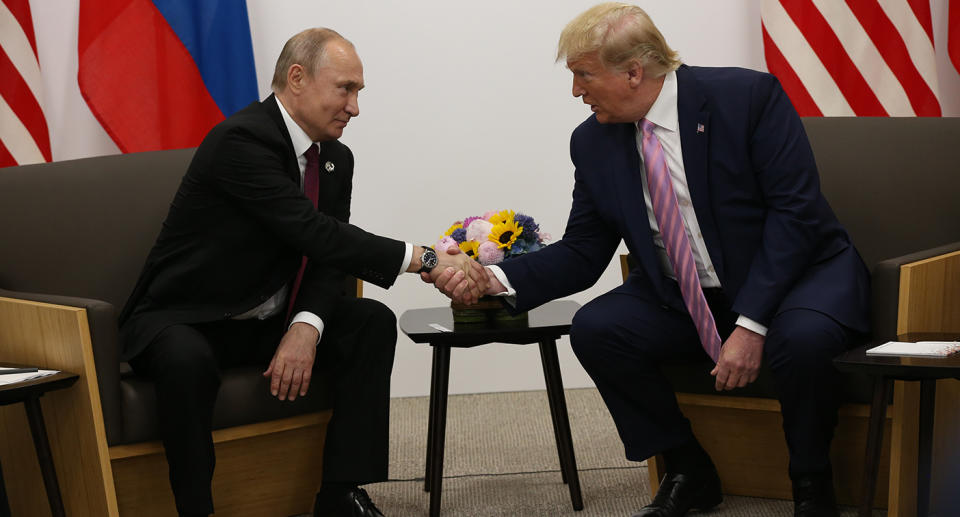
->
[413,246,506,305]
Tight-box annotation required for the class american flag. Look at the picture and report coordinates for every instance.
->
[761,0,954,117]
[0,0,51,166]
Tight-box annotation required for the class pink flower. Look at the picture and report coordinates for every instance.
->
[482,210,499,221]
[537,231,552,242]
[435,236,457,254]
[466,219,494,242]
[477,241,504,265]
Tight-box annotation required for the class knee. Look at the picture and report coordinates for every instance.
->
[357,298,398,342]
[570,300,620,357]
[146,329,220,387]
[767,311,846,370]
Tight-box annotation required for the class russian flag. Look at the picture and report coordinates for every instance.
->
[78,0,258,153]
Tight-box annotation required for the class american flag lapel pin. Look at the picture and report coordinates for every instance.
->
[696,123,705,134]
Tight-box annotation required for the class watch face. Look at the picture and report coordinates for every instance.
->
[423,248,439,269]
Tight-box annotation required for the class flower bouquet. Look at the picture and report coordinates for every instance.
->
[434,209,550,323]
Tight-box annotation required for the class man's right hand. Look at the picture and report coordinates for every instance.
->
[418,246,489,304]
[424,261,505,304]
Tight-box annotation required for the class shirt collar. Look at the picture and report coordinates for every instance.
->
[274,96,318,157]
[642,70,678,133]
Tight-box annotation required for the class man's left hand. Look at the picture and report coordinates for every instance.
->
[263,322,318,401]
[710,326,764,391]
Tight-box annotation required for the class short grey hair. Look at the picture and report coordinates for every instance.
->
[271,28,353,91]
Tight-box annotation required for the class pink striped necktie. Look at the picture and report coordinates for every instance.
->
[638,119,722,362]
[286,143,320,321]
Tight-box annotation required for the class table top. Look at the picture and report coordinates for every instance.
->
[399,299,581,347]
[834,336,960,380]
[0,364,79,406]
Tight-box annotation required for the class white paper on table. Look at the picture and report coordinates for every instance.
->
[0,367,60,386]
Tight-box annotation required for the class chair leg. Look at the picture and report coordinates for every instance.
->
[539,339,584,511]
[427,346,451,517]
[860,377,890,517]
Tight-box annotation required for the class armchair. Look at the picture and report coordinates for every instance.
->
[619,116,960,516]
[0,149,354,516]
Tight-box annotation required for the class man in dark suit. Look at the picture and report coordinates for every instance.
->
[120,28,484,517]
[432,4,869,517]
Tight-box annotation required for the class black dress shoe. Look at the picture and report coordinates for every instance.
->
[792,474,839,517]
[632,467,723,517]
[313,486,385,517]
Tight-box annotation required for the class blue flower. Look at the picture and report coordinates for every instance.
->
[450,228,467,243]
[514,214,540,241]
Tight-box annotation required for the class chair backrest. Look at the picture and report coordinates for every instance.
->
[0,148,196,309]
[802,117,960,271]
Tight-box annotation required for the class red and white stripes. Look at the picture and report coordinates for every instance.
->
[1,0,51,167]
[762,0,942,116]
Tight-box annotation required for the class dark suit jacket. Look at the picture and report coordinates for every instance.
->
[119,94,406,360]
[499,65,870,333]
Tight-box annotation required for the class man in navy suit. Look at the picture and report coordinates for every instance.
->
[432,3,869,516]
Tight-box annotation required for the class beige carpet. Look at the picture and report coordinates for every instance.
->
[362,389,874,516]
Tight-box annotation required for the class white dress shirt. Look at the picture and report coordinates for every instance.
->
[491,71,767,336]
[234,96,413,343]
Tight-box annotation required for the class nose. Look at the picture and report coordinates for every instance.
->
[346,92,360,117]
[572,78,585,98]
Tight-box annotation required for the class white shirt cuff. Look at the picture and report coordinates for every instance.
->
[487,265,518,307]
[735,315,768,336]
[400,242,414,275]
[290,311,325,345]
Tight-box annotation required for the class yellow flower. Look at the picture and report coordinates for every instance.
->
[459,240,480,260]
[489,220,523,249]
[488,209,515,226]
[444,222,463,237]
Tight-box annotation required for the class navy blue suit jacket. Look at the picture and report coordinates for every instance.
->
[499,65,870,333]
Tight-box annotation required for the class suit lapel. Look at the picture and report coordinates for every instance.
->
[261,94,301,185]
[611,122,666,296]
[676,66,724,280]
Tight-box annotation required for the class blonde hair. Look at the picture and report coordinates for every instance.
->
[557,2,681,77]
[271,28,353,91]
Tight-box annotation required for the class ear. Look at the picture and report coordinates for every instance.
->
[625,60,644,88]
[287,64,306,93]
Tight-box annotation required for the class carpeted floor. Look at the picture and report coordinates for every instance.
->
[362,389,874,516]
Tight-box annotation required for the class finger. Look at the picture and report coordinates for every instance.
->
[270,363,284,397]
[300,370,312,397]
[278,367,293,401]
[263,358,275,378]
[288,369,303,402]
[420,272,432,283]
[444,270,465,292]
[736,374,750,388]
[445,246,461,255]
[714,368,729,391]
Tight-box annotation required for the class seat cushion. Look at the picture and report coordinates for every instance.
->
[116,366,334,445]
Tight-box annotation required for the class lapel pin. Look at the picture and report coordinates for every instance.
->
[324,161,335,173]
[696,123,705,134]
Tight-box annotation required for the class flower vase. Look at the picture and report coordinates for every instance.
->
[450,295,528,324]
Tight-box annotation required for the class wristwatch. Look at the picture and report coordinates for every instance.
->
[417,246,439,274]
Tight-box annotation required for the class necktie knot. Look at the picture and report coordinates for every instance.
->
[638,118,656,134]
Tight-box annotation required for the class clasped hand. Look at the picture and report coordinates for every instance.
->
[420,246,498,305]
